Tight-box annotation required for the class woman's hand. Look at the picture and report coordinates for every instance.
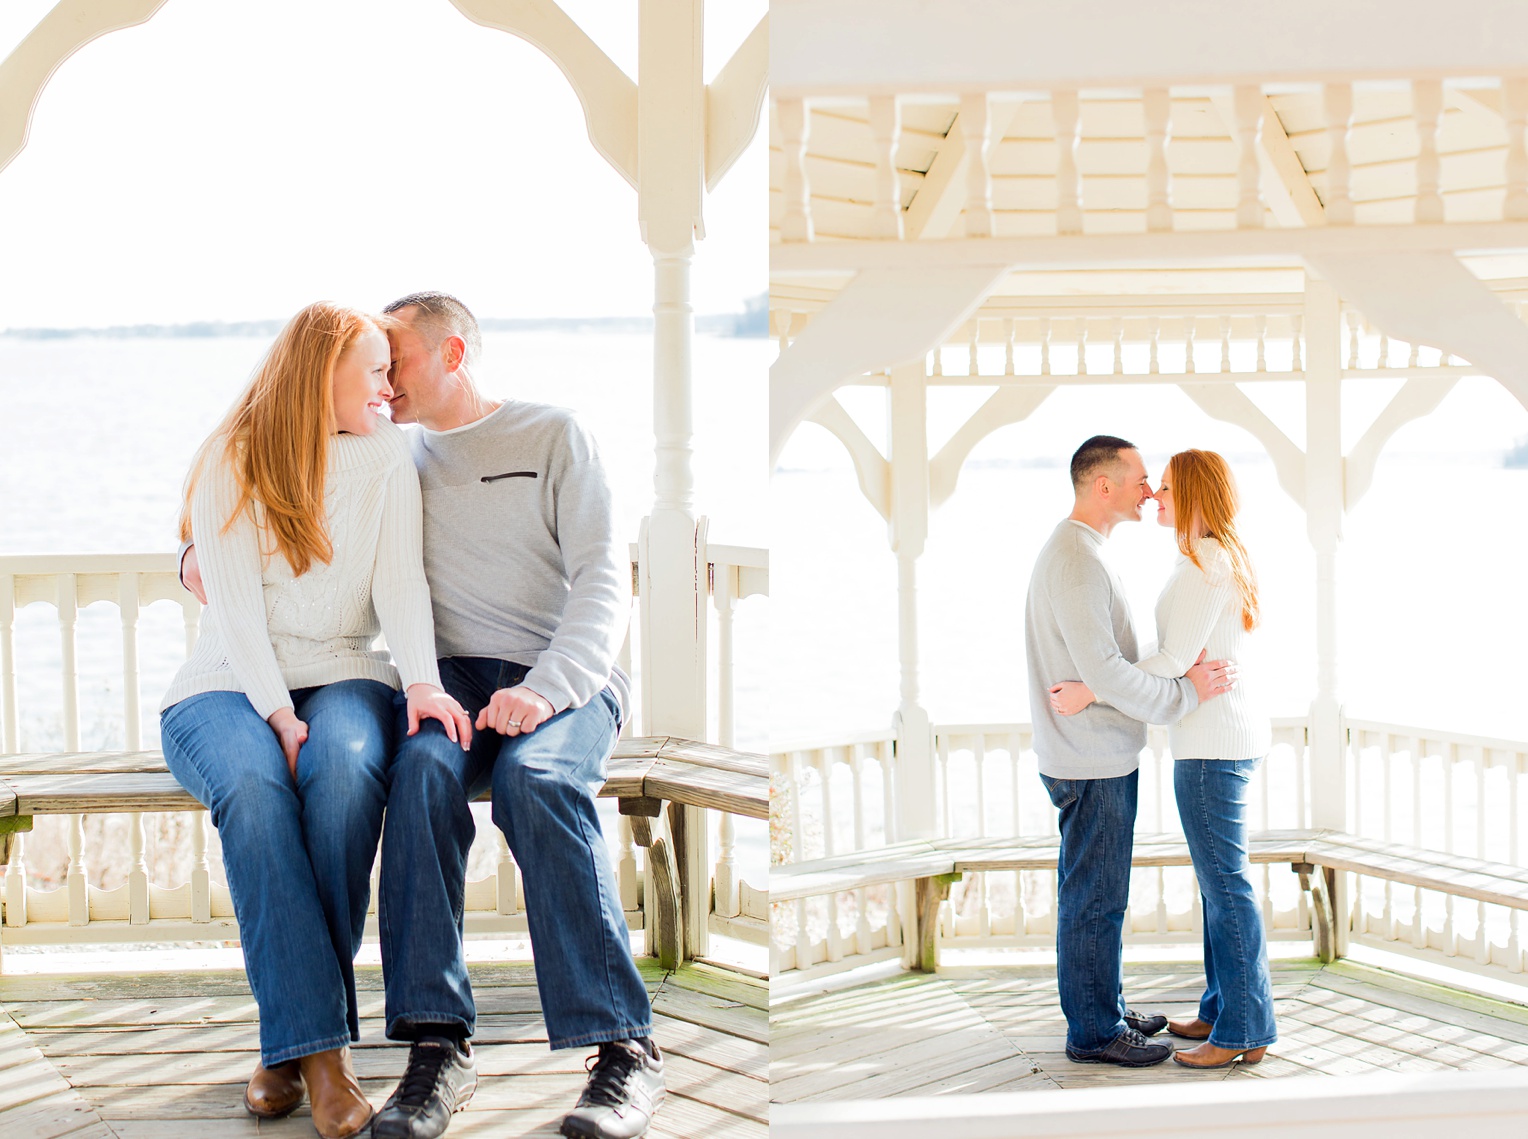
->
[406,684,473,750]
[267,707,308,779]
[476,685,555,737]
[1049,681,1096,716]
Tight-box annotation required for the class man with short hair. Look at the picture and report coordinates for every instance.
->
[185,292,662,1139]
[1025,435,1235,1069]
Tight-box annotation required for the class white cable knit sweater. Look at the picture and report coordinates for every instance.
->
[1134,537,1271,761]
[160,418,441,720]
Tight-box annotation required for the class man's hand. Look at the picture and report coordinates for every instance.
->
[267,707,308,780]
[476,685,555,737]
[1185,648,1238,704]
[406,683,473,750]
[181,544,208,605]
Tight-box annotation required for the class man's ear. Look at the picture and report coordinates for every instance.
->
[1094,473,1112,500]
[441,334,468,372]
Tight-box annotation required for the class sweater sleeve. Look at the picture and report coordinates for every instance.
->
[521,448,630,714]
[1051,567,1199,725]
[192,460,292,721]
[1135,551,1238,679]
[370,447,443,692]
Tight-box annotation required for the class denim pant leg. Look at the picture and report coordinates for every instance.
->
[491,685,652,1050]
[289,679,395,1043]
[161,688,375,1066]
[1041,771,1137,1054]
[378,658,498,1041]
[1174,758,1278,1050]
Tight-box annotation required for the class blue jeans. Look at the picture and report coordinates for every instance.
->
[160,679,394,1066]
[1040,770,1138,1054]
[1174,757,1278,1050]
[378,656,652,1050]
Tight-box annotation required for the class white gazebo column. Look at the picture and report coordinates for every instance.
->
[636,0,709,960]
[1304,275,1351,954]
[888,362,935,841]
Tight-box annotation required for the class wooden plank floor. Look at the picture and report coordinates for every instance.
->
[0,957,766,1138]
[770,958,1528,1102]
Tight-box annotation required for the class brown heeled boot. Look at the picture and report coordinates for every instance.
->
[244,1059,305,1118]
[1172,1042,1269,1069]
[1167,1017,1213,1039]
[298,1047,374,1139]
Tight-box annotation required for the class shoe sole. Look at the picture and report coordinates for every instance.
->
[1065,1051,1172,1068]
[243,1094,302,1120]
[1172,1050,1266,1070]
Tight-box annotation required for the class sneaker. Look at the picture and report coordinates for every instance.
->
[1123,1008,1168,1037]
[370,1036,478,1139]
[1065,1027,1173,1067]
[559,1039,666,1139]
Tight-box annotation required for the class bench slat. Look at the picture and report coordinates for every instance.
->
[770,841,953,903]
[643,760,767,820]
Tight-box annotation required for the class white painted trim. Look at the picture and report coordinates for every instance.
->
[770,1069,1528,1139]
[704,15,767,192]
[1344,376,1460,511]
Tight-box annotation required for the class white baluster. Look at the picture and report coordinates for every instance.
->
[1476,747,1490,965]
[1075,318,1088,376]
[1233,85,1265,228]
[850,751,871,953]
[1413,79,1445,224]
[1112,318,1125,375]
[191,811,211,922]
[1408,336,1421,368]
[1324,83,1354,224]
[1148,317,1161,374]
[495,830,517,915]
[618,816,640,913]
[1219,315,1232,373]
[1184,318,1196,374]
[1053,90,1083,234]
[0,573,16,753]
[1040,318,1052,375]
[3,833,26,927]
[869,95,903,239]
[1255,314,1268,372]
[961,92,994,237]
[1443,740,1457,955]
[128,813,149,924]
[1377,328,1390,369]
[1004,318,1016,376]
[778,97,813,242]
[67,813,88,926]
[1382,737,1395,938]
[968,322,980,377]
[1292,312,1305,374]
[58,574,80,751]
[1504,77,1528,220]
[1347,310,1363,369]
[1143,86,1172,232]
[119,573,142,751]
[1412,739,1426,949]
[715,812,739,919]
[817,753,842,960]
[1510,754,1523,971]
[931,344,944,377]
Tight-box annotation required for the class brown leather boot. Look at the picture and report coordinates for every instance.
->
[244,1059,305,1118]
[298,1048,374,1139]
[1167,1017,1213,1039]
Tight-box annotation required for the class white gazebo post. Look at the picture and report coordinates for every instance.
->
[888,361,935,841]
[1304,275,1352,953]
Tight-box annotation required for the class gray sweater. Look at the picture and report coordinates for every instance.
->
[1024,520,1198,779]
[410,401,632,721]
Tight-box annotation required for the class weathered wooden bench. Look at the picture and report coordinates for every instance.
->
[0,736,767,971]
[772,828,1528,970]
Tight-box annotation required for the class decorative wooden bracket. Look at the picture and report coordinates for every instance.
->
[1293,861,1337,963]
[625,804,682,971]
[914,871,962,973]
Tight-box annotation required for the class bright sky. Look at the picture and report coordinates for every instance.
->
[0,0,766,328]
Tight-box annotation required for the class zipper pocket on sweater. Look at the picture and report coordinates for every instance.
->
[481,471,539,482]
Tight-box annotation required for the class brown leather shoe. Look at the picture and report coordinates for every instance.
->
[1167,1017,1213,1039]
[244,1059,305,1118]
[1172,1042,1268,1069]
[298,1048,374,1139]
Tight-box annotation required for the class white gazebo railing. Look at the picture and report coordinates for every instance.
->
[0,537,767,959]
[771,716,1528,985]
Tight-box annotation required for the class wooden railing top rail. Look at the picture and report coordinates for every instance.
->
[0,736,768,823]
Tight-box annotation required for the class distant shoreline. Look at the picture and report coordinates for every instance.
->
[0,311,767,340]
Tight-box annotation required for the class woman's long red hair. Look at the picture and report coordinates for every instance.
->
[1168,449,1260,632]
[179,302,384,576]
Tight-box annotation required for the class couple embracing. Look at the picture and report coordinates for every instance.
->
[1027,435,1278,1070]
[159,295,660,1139]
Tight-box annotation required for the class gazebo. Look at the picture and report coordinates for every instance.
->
[768,2,1528,1134]
[0,2,768,1136]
